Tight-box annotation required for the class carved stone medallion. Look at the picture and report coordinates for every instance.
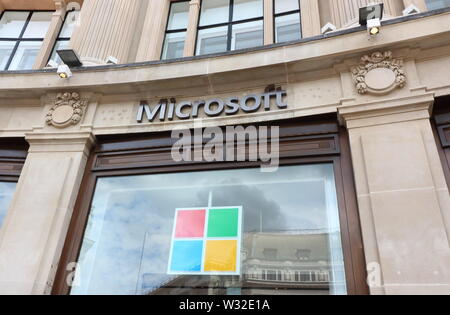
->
[351,51,406,95]
[46,92,87,128]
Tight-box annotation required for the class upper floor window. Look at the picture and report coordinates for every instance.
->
[49,10,80,65]
[274,0,301,43]
[162,1,190,60]
[426,0,450,10]
[196,0,264,56]
[0,11,53,70]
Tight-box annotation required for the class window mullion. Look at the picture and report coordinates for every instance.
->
[227,0,234,51]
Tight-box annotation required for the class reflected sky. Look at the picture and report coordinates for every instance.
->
[71,164,346,295]
[0,182,16,228]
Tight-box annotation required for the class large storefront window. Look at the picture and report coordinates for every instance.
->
[0,182,16,228]
[53,119,368,295]
[71,164,347,295]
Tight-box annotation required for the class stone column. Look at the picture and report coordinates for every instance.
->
[403,0,428,11]
[0,132,95,294]
[340,97,450,294]
[300,0,321,37]
[264,0,274,45]
[33,0,67,69]
[184,0,201,57]
[69,0,146,65]
[135,0,171,62]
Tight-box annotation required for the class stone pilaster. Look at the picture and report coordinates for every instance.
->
[300,0,321,37]
[184,0,201,57]
[135,0,171,62]
[33,0,67,69]
[70,0,146,65]
[339,95,450,294]
[0,132,95,294]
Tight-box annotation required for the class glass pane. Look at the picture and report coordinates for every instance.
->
[275,0,300,14]
[162,32,186,60]
[233,0,263,21]
[199,0,230,26]
[0,11,29,38]
[60,11,80,38]
[275,13,302,43]
[49,40,70,65]
[0,182,16,228]
[71,164,347,295]
[232,20,263,50]
[426,0,450,10]
[167,1,190,30]
[0,41,15,70]
[23,12,52,38]
[196,26,228,55]
[8,41,43,70]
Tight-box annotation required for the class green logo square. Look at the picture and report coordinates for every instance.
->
[207,208,239,238]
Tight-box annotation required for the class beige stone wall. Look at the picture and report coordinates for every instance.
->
[69,0,148,65]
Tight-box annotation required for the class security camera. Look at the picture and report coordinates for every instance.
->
[57,64,72,79]
[46,60,59,68]
[106,56,118,65]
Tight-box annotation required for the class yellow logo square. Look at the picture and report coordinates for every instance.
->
[204,240,237,272]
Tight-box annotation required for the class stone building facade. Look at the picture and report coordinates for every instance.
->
[1,0,450,295]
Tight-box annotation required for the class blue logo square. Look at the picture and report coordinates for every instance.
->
[170,240,203,272]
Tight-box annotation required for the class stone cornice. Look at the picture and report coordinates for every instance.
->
[0,10,450,98]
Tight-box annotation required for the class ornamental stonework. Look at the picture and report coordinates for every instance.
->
[351,51,406,95]
[46,92,87,128]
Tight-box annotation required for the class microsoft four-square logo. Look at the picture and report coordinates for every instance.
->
[168,207,242,275]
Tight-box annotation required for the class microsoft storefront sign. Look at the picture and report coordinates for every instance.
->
[137,90,287,123]
[168,207,243,276]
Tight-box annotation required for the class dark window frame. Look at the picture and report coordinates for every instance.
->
[51,115,369,295]
[195,0,265,55]
[0,138,28,182]
[432,96,450,189]
[161,0,190,60]
[0,10,54,71]
[272,0,302,43]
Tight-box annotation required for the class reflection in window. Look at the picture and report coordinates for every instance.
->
[161,1,190,60]
[426,0,450,9]
[49,10,80,65]
[274,0,302,43]
[0,182,17,228]
[0,11,53,70]
[71,164,347,295]
[196,0,264,55]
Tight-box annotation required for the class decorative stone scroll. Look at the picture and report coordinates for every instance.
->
[46,92,87,128]
[351,51,406,95]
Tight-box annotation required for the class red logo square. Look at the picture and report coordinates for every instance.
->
[175,209,206,238]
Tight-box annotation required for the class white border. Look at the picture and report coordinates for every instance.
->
[167,206,243,276]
